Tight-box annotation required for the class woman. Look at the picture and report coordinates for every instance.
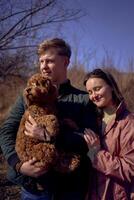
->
[83,68,134,200]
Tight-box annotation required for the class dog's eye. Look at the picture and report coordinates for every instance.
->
[36,81,40,86]
[41,81,46,86]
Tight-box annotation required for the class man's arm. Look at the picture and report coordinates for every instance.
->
[0,95,25,168]
[0,95,48,178]
[80,94,98,133]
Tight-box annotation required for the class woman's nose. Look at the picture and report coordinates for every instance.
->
[91,91,98,99]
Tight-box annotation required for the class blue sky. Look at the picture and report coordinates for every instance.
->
[56,0,134,71]
[2,0,133,71]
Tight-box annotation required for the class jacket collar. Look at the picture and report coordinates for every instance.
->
[116,101,127,120]
[58,79,71,95]
[102,101,128,136]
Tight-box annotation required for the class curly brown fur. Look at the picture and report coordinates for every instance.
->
[16,73,80,175]
[15,73,59,170]
[54,152,80,173]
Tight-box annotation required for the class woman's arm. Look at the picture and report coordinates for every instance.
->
[84,117,134,183]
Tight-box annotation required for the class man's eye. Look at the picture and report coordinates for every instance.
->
[48,60,53,63]
[40,60,43,63]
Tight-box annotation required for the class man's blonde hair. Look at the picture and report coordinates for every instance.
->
[38,38,71,59]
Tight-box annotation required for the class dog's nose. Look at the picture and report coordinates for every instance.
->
[26,88,31,93]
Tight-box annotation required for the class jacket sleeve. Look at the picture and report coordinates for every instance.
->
[0,95,25,168]
[92,116,134,183]
[68,94,98,155]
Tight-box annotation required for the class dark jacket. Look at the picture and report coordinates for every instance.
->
[0,79,98,194]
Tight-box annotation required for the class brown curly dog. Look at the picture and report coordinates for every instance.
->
[15,73,59,171]
[16,73,80,175]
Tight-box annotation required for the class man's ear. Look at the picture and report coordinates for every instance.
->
[64,57,70,67]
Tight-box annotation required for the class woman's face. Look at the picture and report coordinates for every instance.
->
[86,77,114,108]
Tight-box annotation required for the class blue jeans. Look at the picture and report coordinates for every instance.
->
[21,188,53,200]
[54,192,85,200]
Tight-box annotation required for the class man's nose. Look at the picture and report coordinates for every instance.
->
[42,61,48,69]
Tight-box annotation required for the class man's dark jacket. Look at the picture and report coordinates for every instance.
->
[0,79,98,196]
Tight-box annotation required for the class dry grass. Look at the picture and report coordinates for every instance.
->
[0,75,26,124]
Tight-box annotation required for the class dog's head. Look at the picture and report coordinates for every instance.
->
[24,73,58,106]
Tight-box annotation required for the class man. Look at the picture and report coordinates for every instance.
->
[0,38,97,200]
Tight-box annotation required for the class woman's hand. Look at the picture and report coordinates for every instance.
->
[84,128,101,162]
[25,115,48,141]
[84,128,100,149]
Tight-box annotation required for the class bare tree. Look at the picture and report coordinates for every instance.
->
[0,0,83,79]
[0,0,82,50]
[0,50,33,80]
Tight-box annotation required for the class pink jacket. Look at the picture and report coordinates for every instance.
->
[88,102,134,200]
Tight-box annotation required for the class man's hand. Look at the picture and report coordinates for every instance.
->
[25,115,45,141]
[63,118,79,130]
[20,158,47,178]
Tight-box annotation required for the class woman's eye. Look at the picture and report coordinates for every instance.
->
[95,87,101,91]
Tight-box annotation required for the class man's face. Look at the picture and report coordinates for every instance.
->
[39,48,69,84]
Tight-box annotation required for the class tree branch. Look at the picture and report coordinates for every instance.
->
[0,0,55,41]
